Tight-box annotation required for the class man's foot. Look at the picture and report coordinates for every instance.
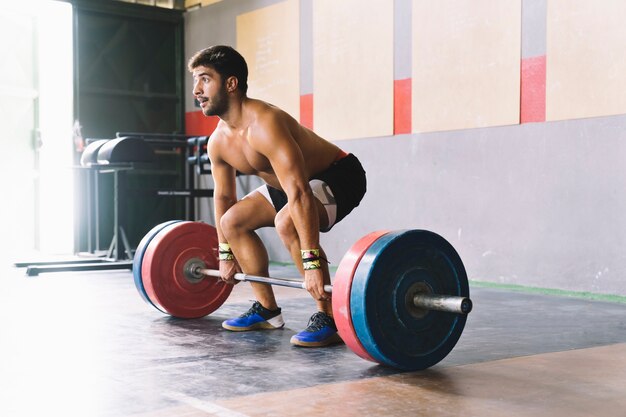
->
[222,301,285,331]
[290,312,343,347]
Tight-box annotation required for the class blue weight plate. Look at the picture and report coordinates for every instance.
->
[350,229,469,370]
[133,220,185,312]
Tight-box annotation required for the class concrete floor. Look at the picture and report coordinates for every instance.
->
[1,262,625,417]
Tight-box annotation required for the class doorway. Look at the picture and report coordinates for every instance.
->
[0,1,73,263]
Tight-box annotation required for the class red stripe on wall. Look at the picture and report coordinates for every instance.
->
[187,85,414,137]
[300,94,313,129]
[185,110,219,136]
[394,78,411,134]
[520,55,546,124]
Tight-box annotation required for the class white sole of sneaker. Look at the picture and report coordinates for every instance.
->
[289,333,343,347]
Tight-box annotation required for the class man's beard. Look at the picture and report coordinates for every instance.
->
[203,84,228,117]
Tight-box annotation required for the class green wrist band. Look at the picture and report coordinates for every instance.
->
[303,259,322,270]
[218,242,235,261]
[301,249,321,270]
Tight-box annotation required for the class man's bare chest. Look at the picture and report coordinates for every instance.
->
[222,139,273,176]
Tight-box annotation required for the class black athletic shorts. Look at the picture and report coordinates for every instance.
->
[253,153,367,232]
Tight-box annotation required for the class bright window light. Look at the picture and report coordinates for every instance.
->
[0,0,73,263]
[37,1,74,255]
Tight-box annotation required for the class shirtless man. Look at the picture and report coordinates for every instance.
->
[188,45,366,347]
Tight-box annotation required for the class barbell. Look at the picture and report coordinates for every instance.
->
[133,220,472,371]
[187,266,471,314]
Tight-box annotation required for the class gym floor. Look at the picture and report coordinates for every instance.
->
[1,263,625,417]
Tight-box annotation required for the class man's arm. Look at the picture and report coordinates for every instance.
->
[250,112,328,300]
[208,135,240,282]
[208,137,237,241]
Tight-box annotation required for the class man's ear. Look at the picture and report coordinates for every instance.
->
[226,76,238,93]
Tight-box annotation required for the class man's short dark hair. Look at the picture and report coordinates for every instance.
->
[188,45,248,94]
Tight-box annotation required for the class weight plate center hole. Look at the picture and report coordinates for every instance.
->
[405,281,433,319]
[183,258,206,284]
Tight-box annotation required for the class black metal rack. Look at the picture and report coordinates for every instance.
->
[15,132,213,276]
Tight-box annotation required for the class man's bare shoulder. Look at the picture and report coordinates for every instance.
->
[209,119,229,138]
[207,120,229,157]
[245,98,291,125]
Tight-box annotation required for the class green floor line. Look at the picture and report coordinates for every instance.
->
[269,261,338,273]
[269,260,297,267]
[269,262,626,304]
[470,280,626,304]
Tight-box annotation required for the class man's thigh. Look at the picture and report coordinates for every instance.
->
[227,190,277,230]
[275,197,330,232]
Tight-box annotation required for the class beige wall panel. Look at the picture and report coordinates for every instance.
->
[546,0,626,121]
[412,0,521,133]
[237,0,300,119]
[313,0,394,141]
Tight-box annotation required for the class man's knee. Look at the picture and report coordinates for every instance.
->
[220,208,247,239]
[275,210,297,242]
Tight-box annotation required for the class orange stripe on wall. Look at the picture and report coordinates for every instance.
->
[185,110,219,136]
[394,78,411,134]
[300,94,313,130]
[520,56,546,124]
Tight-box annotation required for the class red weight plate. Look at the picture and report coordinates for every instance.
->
[142,221,233,318]
[332,230,389,362]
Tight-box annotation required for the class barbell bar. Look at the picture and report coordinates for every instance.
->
[192,265,472,315]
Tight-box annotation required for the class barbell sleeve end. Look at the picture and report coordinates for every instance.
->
[413,294,473,315]
[461,298,473,314]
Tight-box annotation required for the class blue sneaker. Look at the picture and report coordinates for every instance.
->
[290,312,343,347]
[222,301,285,331]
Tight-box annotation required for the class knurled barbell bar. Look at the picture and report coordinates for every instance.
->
[133,221,472,371]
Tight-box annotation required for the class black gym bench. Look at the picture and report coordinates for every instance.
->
[15,132,214,276]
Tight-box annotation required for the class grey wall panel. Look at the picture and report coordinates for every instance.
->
[522,0,546,57]
[395,0,412,79]
[317,115,626,296]
[300,0,313,94]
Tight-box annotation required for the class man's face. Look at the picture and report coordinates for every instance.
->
[192,65,228,117]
